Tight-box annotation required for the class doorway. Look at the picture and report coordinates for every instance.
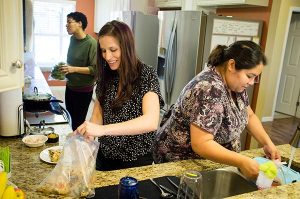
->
[275,11,300,119]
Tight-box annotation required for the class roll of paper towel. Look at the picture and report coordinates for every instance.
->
[0,88,24,136]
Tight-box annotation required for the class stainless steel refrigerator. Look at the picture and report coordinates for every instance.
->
[157,11,263,111]
[111,11,159,68]
[157,11,207,111]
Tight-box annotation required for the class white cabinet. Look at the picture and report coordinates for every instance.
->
[197,0,269,7]
[130,0,149,12]
[155,0,182,8]
[0,0,24,93]
[94,0,149,32]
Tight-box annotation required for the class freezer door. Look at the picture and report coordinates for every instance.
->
[134,12,159,68]
[158,11,203,110]
[113,11,159,69]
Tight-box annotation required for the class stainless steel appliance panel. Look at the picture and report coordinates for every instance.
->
[112,11,159,68]
[25,111,69,126]
[158,11,206,110]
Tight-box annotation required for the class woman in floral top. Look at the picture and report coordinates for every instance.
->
[76,20,164,171]
[153,40,280,179]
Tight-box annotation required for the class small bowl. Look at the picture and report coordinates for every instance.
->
[22,135,48,147]
[46,132,59,143]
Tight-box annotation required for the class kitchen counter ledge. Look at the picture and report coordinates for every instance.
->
[0,135,299,198]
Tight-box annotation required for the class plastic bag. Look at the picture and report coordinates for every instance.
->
[37,134,99,198]
[48,62,66,81]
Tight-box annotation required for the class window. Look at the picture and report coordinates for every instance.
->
[33,0,76,70]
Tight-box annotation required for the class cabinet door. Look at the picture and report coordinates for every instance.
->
[0,0,24,93]
[94,0,149,32]
[130,0,148,13]
[156,0,182,8]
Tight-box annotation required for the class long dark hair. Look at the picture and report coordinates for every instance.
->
[96,20,142,109]
[207,40,267,70]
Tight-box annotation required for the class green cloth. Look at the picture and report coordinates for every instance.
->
[66,34,97,88]
[259,161,278,179]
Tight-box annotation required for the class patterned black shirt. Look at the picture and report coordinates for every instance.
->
[96,64,164,161]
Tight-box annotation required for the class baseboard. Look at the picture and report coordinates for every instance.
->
[262,116,273,122]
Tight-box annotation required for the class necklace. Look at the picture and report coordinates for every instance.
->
[215,67,238,107]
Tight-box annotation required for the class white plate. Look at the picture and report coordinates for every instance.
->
[40,146,63,164]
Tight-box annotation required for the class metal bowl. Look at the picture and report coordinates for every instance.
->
[27,127,54,135]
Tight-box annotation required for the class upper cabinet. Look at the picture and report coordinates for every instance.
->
[94,0,149,32]
[197,0,269,7]
[0,0,24,93]
[155,0,182,8]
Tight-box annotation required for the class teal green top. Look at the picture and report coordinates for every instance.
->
[66,34,97,88]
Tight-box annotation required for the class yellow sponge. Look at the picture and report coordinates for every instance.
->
[259,161,278,179]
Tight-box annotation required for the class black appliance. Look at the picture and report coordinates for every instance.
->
[21,100,71,134]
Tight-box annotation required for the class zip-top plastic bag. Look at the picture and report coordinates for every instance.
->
[37,134,99,198]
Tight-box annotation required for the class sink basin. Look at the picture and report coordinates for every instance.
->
[200,168,257,199]
[290,164,300,173]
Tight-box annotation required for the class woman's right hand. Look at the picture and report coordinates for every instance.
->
[238,157,260,179]
[75,120,105,138]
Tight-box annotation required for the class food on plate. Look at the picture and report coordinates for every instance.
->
[24,136,44,144]
[51,62,66,80]
[49,148,62,163]
[46,132,59,143]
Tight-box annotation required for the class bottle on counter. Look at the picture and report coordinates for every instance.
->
[118,176,139,199]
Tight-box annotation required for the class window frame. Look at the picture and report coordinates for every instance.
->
[32,0,76,71]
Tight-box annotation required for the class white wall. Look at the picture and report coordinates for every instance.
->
[256,0,300,121]
[250,0,300,148]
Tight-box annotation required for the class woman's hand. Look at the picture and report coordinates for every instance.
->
[75,121,105,139]
[263,143,281,161]
[61,64,76,74]
[239,157,260,179]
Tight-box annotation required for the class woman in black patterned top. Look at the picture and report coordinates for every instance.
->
[153,41,280,179]
[76,20,164,171]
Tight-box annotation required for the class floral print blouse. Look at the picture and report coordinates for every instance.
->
[153,66,249,163]
[96,64,164,161]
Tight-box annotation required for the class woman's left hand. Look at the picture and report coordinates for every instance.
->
[61,64,75,74]
[263,143,281,161]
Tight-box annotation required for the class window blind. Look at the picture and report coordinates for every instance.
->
[33,0,75,69]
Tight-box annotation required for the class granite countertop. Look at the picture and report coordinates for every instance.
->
[0,132,299,199]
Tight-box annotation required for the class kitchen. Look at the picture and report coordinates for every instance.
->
[0,0,300,198]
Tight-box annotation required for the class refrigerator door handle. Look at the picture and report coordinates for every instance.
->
[164,17,178,109]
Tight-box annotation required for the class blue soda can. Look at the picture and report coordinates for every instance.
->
[118,176,139,199]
